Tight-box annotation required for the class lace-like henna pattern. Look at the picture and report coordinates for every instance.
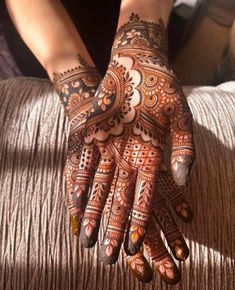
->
[53,55,101,235]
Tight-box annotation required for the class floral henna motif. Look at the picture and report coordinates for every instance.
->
[52,55,101,235]
[126,251,153,283]
[144,218,181,285]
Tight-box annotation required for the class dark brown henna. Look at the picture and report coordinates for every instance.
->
[158,164,193,222]
[126,251,153,283]
[53,55,101,235]
[144,218,181,285]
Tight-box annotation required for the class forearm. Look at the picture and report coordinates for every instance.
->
[118,0,174,28]
[6,0,94,79]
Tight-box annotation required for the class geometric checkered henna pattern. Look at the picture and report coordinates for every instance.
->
[82,14,195,259]
[53,56,101,235]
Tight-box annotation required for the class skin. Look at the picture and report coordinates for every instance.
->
[6,0,194,284]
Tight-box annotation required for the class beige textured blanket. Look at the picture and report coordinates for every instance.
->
[0,78,234,290]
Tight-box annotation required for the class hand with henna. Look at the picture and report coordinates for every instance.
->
[125,164,193,285]
[78,13,195,264]
[53,56,101,235]
[104,162,193,285]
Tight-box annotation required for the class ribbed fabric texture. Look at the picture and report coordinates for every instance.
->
[0,78,234,290]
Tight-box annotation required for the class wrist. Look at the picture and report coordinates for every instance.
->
[52,55,100,120]
[112,13,168,58]
[118,0,174,28]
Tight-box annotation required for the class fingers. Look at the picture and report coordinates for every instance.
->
[79,146,116,248]
[126,251,153,283]
[152,195,189,261]
[158,164,193,222]
[64,137,83,235]
[168,90,195,186]
[70,144,100,235]
[100,166,135,264]
[144,218,181,285]
[124,169,157,256]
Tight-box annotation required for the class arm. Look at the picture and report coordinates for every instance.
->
[6,0,94,79]
[118,0,174,27]
[6,0,101,235]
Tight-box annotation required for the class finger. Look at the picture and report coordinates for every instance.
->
[70,144,100,235]
[100,166,135,264]
[64,137,83,235]
[158,164,193,222]
[152,195,189,261]
[144,218,181,285]
[79,145,115,248]
[104,167,153,281]
[124,169,158,256]
[126,251,153,283]
[104,167,119,216]
[168,89,195,186]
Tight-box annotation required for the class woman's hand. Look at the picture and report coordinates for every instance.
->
[78,14,194,263]
[53,56,101,234]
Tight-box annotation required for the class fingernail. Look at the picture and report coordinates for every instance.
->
[171,238,189,261]
[79,217,99,248]
[156,258,181,285]
[124,225,146,256]
[171,155,193,186]
[70,214,81,236]
[100,238,121,265]
[127,253,153,283]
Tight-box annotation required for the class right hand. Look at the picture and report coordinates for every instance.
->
[105,163,193,285]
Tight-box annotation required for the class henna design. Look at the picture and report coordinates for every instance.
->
[104,159,192,284]
[80,145,116,247]
[144,217,181,285]
[81,14,194,262]
[126,251,153,283]
[158,163,193,222]
[53,55,101,235]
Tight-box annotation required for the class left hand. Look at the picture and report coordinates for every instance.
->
[77,14,195,264]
